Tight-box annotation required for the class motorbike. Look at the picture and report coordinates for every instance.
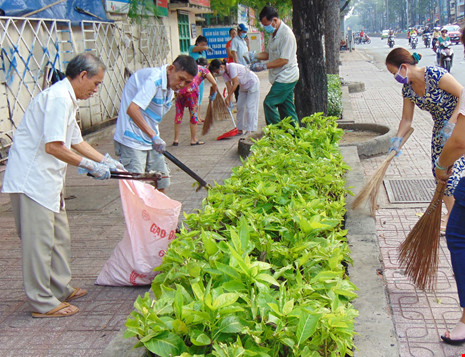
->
[410,33,418,49]
[361,34,371,44]
[387,34,395,48]
[438,41,454,72]
[423,33,431,48]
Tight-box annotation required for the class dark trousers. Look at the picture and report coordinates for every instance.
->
[446,177,465,307]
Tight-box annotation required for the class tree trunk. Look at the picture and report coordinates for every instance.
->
[292,0,327,119]
[324,0,340,75]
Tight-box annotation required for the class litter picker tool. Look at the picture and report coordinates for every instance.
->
[351,127,414,216]
[398,181,446,291]
[163,151,210,191]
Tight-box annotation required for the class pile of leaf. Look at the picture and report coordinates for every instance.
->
[327,74,343,118]
[125,114,358,357]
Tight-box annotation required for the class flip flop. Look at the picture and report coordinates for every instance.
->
[65,288,88,302]
[32,302,79,318]
[441,334,465,345]
[172,142,179,146]
[191,141,205,146]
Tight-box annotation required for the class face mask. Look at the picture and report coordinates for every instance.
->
[218,68,225,76]
[240,33,247,39]
[394,66,409,84]
[264,23,275,33]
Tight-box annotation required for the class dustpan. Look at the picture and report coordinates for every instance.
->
[216,107,238,140]
[217,127,239,140]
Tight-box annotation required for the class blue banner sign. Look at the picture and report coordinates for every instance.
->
[202,27,231,60]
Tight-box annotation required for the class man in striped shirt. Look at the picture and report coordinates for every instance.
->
[114,55,198,192]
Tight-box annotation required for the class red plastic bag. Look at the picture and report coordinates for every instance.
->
[96,180,181,286]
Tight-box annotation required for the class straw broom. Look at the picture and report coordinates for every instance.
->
[398,182,446,291]
[351,127,415,216]
[202,89,232,135]
[201,101,214,135]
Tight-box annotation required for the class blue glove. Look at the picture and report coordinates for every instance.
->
[389,136,403,156]
[79,157,110,180]
[209,92,217,101]
[151,135,166,154]
[245,51,257,64]
[440,121,455,145]
[101,153,125,171]
[251,62,267,72]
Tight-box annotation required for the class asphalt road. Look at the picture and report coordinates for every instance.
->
[355,36,465,85]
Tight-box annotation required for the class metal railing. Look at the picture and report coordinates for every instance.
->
[0,16,171,162]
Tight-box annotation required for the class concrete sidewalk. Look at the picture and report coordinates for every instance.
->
[340,49,465,357]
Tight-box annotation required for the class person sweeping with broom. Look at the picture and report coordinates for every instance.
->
[385,48,464,233]
[208,59,260,136]
[172,58,217,146]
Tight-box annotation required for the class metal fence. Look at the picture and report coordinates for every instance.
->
[0,16,171,162]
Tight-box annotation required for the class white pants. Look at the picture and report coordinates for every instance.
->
[236,81,260,132]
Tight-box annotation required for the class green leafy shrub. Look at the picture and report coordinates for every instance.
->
[327,74,343,118]
[125,114,358,357]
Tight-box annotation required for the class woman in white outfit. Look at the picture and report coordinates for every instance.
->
[208,59,260,135]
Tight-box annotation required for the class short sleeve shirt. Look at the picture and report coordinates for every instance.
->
[189,45,206,60]
[2,78,83,212]
[223,63,259,91]
[114,66,173,150]
[230,37,248,66]
[267,22,299,84]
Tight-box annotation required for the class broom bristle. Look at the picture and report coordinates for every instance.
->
[212,89,230,121]
[351,151,396,214]
[398,182,446,291]
[202,101,214,135]
[352,127,415,215]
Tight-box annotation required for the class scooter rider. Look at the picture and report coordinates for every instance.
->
[432,26,441,51]
[437,28,451,64]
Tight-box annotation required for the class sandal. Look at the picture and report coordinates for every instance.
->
[191,141,205,146]
[32,302,78,318]
[65,288,88,302]
[172,142,179,146]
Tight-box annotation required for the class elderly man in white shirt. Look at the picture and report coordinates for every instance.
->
[2,53,123,318]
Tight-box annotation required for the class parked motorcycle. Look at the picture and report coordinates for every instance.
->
[387,34,395,48]
[410,33,418,49]
[438,41,454,72]
[423,33,431,48]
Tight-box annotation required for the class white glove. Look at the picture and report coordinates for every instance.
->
[251,62,267,72]
[152,135,166,154]
[101,153,125,171]
[79,157,110,180]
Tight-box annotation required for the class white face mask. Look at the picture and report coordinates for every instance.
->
[218,68,225,76]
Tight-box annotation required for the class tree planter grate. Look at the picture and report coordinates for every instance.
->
[384,178,436,204]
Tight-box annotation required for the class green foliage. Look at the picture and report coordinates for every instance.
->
[327,74,343,118]
[128,0,162,22]
[125,114,358,356]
